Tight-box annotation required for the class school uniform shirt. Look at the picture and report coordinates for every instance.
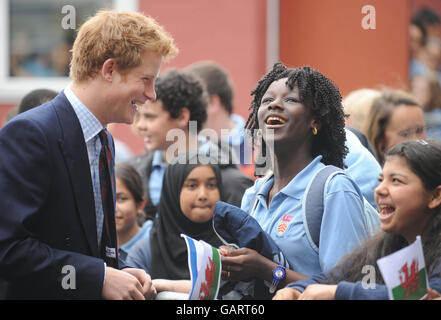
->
[126,231,153,274]
[241,156,370,276]
[149,150,168,206]
[343,128,381,209]
[119,220,153,255]
[227,114,252,165]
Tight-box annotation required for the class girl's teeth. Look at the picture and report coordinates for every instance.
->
[379,205,395,216]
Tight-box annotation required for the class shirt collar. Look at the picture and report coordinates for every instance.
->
[230,114,245,130]
[197,135,213,153]
[228,114,245,146]
[64,84,104,143]
[259,155,325,200]
[283,155,325,199]
[152,150,166,168]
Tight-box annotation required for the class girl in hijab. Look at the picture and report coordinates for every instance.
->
[126,151,223,286]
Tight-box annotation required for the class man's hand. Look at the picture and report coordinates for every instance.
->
[424,287,441,300]
[272,287,302,300]
[298,284,337,300]
[102,267,152,300]
[124,268,157,300]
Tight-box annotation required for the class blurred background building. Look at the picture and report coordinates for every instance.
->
[1,0,440,155]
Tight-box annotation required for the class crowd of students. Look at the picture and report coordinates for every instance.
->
[0,8,441,301]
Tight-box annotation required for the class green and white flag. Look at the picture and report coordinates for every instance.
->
[377,236,428,300]
[181,234,222,300]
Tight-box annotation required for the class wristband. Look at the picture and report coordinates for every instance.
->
[269,265,286,293]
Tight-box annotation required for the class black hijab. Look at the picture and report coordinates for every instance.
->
[149,151,224,279]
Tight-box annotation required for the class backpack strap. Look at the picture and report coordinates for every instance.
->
[302,165,343,253]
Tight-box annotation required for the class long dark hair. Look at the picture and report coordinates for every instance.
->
[364,90,420,165]
[325,140,441,284]
[115,163,146,225]
[246,63,348,174]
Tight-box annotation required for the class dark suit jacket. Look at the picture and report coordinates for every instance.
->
[0,92,125,299]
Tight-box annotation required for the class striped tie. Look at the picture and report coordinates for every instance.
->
[98,130,118,268]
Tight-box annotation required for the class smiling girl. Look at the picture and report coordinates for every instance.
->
[274,139,441,300]
[126,151,223,280]
[221,63,374,296]
[365,90,426,165]
[115,163,151,256]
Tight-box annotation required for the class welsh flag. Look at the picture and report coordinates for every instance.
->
[377,236,428,300]
[181,234,222,300]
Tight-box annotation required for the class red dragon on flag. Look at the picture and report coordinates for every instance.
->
[199,257,217,300]
[399,259,420,298]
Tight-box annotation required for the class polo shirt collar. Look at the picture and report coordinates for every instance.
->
[152,150,166,168]
[283,155,325,199]
[259,155,325,200]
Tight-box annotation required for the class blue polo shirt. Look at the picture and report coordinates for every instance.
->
[149,150,168,206]
[119,220,153,255]
[344,128,381,209]
[227,114,252,165]
[241,156,370,276]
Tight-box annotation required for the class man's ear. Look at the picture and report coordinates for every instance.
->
[178,107,191,129]
[428,185,441,210]
[209,95,222,113]
[101,58,116,82]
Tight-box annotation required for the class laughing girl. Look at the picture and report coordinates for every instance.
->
[274,139,441,300]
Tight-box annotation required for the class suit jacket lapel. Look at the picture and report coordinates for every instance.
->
[53,93,99,257]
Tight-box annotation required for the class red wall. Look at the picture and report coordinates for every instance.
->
[3,0,421,158]
[0,105,14,126]
[280,0,411,97]
[112,0,267,155]
[1,1,267,156]
[411,0,441,15]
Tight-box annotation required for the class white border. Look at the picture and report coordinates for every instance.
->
[0,0,138,104]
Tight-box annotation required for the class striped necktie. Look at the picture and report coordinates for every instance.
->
[98,130,118,268]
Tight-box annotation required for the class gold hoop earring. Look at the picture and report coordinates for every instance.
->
[312,127,318,135]
[256,129,262,138]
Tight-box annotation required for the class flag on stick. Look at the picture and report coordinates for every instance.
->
[377,236,428,300]
[181,234,222,300]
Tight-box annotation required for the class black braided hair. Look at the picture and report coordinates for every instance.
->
[246,63,348,171]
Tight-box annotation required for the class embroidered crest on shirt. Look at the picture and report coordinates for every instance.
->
[277,214,293,235]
